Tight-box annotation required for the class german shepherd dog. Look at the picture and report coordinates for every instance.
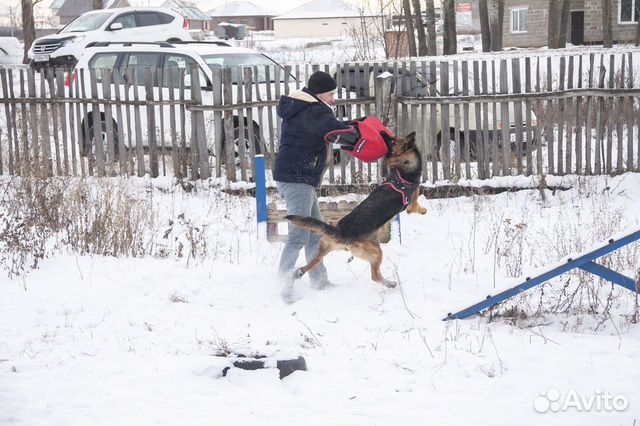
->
[286,132,427,288]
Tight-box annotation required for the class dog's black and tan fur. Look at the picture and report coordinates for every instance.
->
[286,132,427,287]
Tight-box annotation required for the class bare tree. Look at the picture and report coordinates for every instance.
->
[489,0,504,52]
[348,0,406,60]
[424,0,437,55]
[21,0,36,64]
[479,0,504,52]
[93,0,103,10]
[479,0,491,52]
[558,0,571,46]
[411,0,427,56]
[602,0,613,47]
[442,0,457,55]
[636,16,640,46]
[402,0,417,56]
[549,0,571,48]
[548,0,560,48]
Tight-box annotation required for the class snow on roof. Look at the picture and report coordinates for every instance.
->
[50,0,66,9]
[273,0,364,20]
[208,1,277,17]
[161,0,210,20]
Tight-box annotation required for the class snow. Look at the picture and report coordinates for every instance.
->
[274,0,362,20]
[0,37,22,65]
[208,1,278,17]
[1,171,640,425]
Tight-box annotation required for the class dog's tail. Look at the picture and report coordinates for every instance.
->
[285,215,342,239]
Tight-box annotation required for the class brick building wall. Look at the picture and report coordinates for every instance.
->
[502,0,637,48]
[502,0,549,48]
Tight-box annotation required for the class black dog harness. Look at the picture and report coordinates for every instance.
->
[381,169,418,208]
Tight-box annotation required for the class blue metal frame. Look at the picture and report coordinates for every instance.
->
[444,229,640,320]
[254,155,267,238]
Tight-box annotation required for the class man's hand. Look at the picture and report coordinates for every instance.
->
[324,126,360,150]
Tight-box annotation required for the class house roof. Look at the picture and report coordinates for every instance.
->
[161,0,210,20]
[57,0,129,17]
[273,0,364,20]
[50,0,66,10]
[208,1,277,17]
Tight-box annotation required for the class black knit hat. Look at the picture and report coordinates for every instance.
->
[307,71,337,95]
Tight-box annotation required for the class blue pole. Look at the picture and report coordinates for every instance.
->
[255,155,267,241]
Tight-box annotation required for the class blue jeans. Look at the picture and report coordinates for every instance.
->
[276,181,329,285]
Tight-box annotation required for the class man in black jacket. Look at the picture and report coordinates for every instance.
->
[274,71,356,303]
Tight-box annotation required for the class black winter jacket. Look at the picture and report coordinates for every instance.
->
[273,88,350,187]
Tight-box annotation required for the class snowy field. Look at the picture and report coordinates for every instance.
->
[1,171,640,425]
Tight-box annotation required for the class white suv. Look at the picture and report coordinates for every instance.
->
[28,7,191,71]
[70,41,297,160]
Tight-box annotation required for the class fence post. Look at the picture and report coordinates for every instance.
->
[374,71,396,133]
[375,71,402,243]
[190,65,211,180]
[255,154,267,242]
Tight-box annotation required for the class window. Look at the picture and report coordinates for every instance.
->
[123,52,160,85]
[89,53,119,82]
[136,12,162,27]
[511,8,528,32]
[111,13,136,29]
[241,19,248,25]
[60,11,113,33]
[201,53,287,84]
[158,12,175,24]
[162,54,210,89]
[620,0,640,23]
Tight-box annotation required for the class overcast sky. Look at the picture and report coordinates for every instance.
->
[0,0,375,18]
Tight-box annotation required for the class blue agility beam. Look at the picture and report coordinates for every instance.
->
[444,229,640,321]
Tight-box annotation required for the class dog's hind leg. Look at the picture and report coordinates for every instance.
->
[361,240,397,288]
[293,239,332,279]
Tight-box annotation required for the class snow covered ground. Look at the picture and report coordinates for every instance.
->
[1,171,640,425]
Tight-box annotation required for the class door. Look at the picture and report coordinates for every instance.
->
[108,12,140,41]
[135,12,164,40]
[571,11,585,45]
[122,52,162,149]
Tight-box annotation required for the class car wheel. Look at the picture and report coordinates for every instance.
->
[83,119,119,158]
[437,130,478,161]
[220,125,261,165]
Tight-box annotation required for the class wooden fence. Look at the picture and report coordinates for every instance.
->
[0,49,638,184]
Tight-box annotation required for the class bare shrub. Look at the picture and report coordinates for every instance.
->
[481,177,640,322]
[0,176,155,277]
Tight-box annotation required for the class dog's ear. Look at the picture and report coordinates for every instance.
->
[406,132,417,146]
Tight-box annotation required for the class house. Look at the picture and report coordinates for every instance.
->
[56,0,130,26]
[273,0,377,39]
[161,0,211,30]
[208,1,277,31]
[503,0,639,48]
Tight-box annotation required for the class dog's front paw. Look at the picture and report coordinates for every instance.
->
[407,204,427,215]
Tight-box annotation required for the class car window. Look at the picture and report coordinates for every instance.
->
[162,54,210,89]
[123,52,160,85]
[89,53,119,82]
[158,13,175,24]
[136,12,162,27]
[111,13,136,29]
[59,11,113,33]
[201,53,288,84]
